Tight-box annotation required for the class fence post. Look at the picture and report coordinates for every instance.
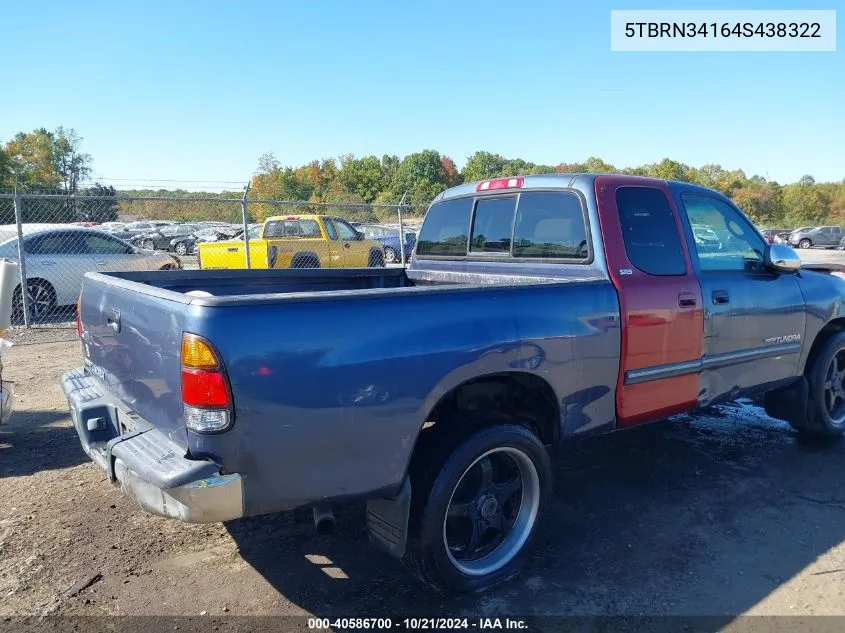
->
[241,183,251,269]
[13,194,30,327]
[397,191,408,267]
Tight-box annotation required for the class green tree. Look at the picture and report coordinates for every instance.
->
[390,150,450,204]
[648,158,689,181]
[52,127,91,194]
[582,157,616,173]
[0,146,11,189]
[4,128,60,190]
[461,151,507,182]
[782,180,830,225]
[337,154,385,202]
[78,183,119,222]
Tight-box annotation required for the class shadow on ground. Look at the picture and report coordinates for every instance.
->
[0,409,88,477]
[227,403,845,617]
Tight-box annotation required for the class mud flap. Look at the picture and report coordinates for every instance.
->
[764,376,808,425]
[366,477,411,559]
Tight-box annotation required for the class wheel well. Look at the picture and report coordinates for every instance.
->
[291,251,320,268]
[15,277,54,293]
[805,319,845,374]
[419,372,559,447]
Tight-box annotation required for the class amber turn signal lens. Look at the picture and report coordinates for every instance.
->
[181,334,219,370]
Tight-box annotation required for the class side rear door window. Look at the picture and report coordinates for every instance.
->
[335,219,360,241]
[323,218,339,240]
[616,187,686,276]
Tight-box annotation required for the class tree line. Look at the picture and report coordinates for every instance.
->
[2,126,844,228]
[0,127,118,223]
[251,151,845,229]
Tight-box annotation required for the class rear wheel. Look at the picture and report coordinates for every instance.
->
[793,331,845,438]
[383,247,398,264]
[12,279,57,324]
[402,423,551,593]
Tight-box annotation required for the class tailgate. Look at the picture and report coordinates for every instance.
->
[79,277,188,448]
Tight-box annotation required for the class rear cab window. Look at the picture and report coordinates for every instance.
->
[264,219,321,238]
[416,190,589,261]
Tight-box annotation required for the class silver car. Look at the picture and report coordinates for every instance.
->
[0,226,180,321]
[789,226,844,249]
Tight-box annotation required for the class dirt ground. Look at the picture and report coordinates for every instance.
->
[1,340,845,622]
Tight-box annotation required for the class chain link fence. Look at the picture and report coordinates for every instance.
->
[0,193,428,344]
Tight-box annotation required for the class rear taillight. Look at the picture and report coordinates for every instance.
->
[181,333,232,432]
[476,177,524,192]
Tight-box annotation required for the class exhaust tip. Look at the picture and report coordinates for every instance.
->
[313,505,336,535]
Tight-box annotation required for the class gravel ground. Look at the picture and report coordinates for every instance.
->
[1,341,844,621]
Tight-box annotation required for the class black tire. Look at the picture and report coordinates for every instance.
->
[12,280,57,324]
[402,423,551,593]
[799,239,812,249]
[794,331,845,438]
[368,250,385,268]
[291,253,320,269]
[383,247,398,264]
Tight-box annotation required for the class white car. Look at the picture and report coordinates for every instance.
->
[0,226,181,322]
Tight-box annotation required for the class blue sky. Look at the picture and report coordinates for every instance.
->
[0,0,841,188]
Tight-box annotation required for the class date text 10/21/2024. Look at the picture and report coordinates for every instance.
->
[308,618,529,630]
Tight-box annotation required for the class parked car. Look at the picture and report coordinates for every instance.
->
[197,215,384,269]
[110,221,175,241]
[0,226,181,322]
[760,228,791,244]
[170,226,245,256]
[788,226,843,249]
[65,174,845,594]
[131,224,200,251]
[356,224,417,263]
[98,222,126,233]
[691,224,723,251]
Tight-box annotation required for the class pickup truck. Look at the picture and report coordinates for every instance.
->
[197,214,385,270]
[62,174,845,593]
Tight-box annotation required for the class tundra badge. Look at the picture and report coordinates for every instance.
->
[764,334,801,344]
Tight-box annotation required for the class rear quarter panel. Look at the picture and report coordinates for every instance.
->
[199,240,268,269]
[187,280,620,516]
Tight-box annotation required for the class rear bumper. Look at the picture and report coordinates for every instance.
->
[61,367,244,523]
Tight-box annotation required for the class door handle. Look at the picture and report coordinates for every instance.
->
[678,293,698,308]
[712,290,730,305]
[106,308,121,333]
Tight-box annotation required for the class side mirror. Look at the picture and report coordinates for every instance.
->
[765,243,801,273]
